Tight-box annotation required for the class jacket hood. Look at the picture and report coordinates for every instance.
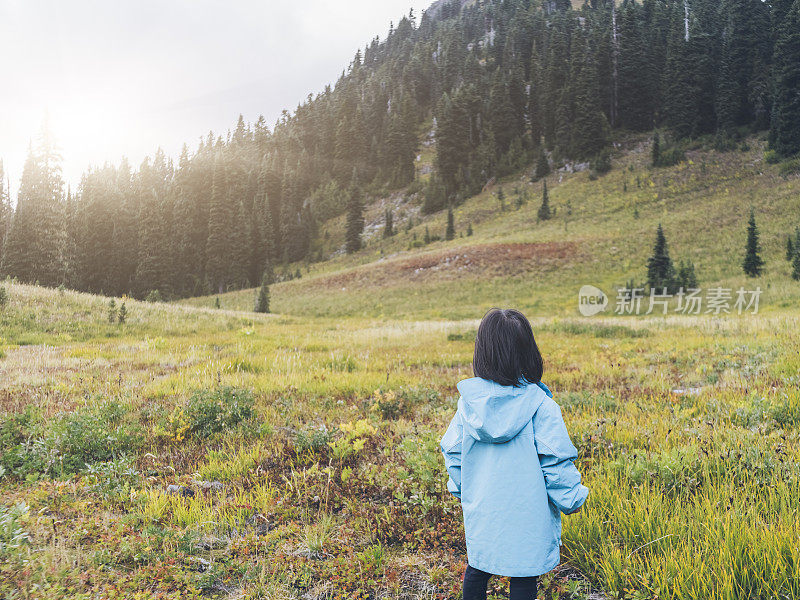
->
[456,377,552,443]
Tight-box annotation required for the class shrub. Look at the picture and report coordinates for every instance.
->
[370,389,404,419]
[328,419,375,463]
[778,158,800,179]
[83,457,141,504]
[0,503,30,558]
[145,289,163,303]
[546,321,650,339]
[405,179,424,198]
[294,425,332,455]
[447,329,476,342]
[656,147,685,167]
[764,149,781,164]
[0,286,8,309]
[117,301,127,324]
[47,401,144,475]
[0,406,46,479]
[591,149,612,175]
[0,401,144,479]
[392,431,446,514]
[185,386,255,439]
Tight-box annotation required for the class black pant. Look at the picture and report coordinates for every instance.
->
[463,564,538,600]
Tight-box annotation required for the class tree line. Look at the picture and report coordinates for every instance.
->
[1,0,798,299]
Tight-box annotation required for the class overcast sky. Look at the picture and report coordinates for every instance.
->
[0,0,431,199]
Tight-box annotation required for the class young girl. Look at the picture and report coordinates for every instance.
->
[441,308,588,600]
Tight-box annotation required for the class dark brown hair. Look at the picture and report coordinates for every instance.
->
[472,308,543,387]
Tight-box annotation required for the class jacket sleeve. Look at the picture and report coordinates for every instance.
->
[440,411,463,499]
[533,398,588,514]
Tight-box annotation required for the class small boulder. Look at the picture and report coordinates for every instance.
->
[166,484,194,498]
[193,479,224,492]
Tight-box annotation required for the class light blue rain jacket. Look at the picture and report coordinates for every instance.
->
[440,377,588,577]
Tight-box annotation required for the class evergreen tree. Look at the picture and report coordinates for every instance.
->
[385,95,419,186]
[770,0,800,158]
[792,227,800,280]
[467,222,473,236]
[570,32,610,159]
[489,71,520,155]
[787,233,795,262]
[662,23,717,138]
[646,224,678,292]
[446,207,455,240]
[0,160,11,251]
[617,2,655,131]
[2,123,66,287]
[35,116,67,287]
[716,0,772,134]
[538,180,551,221]
[205,154,230,293]
[134,153,172,297]
[254,270,271,313]
[434,93,470,199]
[793,243,800,281]
[794,227,800,257]
[107,299,117,323]
[2,139,58,284]
[742,208,765,277]
[533,147,550,181]
[345,171,364,253]
[651,132,661,166]
[677,260,698,289]
[383,209,394,238]
[230,199,251,288]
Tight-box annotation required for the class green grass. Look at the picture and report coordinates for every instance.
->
[2,136,800,599]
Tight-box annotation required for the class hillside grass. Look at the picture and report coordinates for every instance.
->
[183,135,800,319]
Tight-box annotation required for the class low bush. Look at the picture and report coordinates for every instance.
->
[0,401,143,479]
[778,158,800,179]
[546,321,650,339]
[186,386,255,439]
[655,146,685,167]
[294,425,332,455]
[83,457,141,504]
[447,329,476,342]
[591,149,612,175]
[0,503,30,559]
[370,389,404,419]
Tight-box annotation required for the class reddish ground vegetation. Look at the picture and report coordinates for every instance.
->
[307,242,581,290]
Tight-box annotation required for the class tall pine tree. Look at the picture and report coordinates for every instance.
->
[205,154,230,293]
[345,171,364,254]
[769,0,800,158]
[646,224,677,292]
[742,208,765,277]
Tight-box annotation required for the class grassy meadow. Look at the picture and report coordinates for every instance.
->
[184,135,800,319]
[2,137,800,599]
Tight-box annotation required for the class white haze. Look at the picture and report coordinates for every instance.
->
[0,0,431,201]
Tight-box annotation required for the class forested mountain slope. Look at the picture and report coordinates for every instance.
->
[182,132,800,318]
[1,0,799,302]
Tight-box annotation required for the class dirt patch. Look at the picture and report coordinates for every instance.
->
[305,241,580,290]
